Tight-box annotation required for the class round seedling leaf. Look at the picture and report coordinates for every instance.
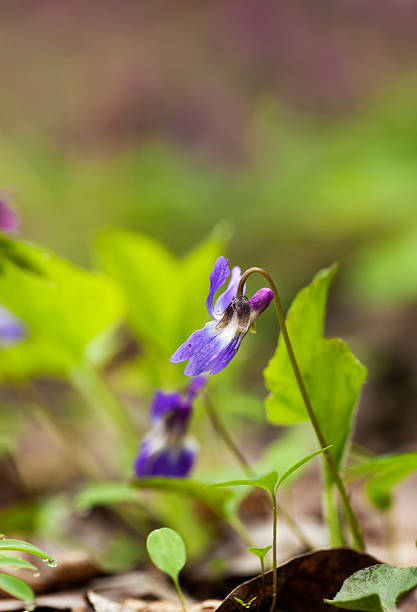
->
[146,528,186,582]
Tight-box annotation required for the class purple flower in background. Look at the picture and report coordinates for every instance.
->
[0,198,25,346]
[134,376,205,478]
[0,198,19,234]
[0,305,25,346]
[170,256,273,376]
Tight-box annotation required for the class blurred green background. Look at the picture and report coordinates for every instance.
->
[1,0,415,439]
[0,0,416,567]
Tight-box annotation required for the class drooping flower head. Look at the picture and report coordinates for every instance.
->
[134,376,205,478]
[170,257,273,376]
[0,198,19,234]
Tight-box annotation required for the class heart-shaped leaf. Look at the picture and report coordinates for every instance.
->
[325,564,417,611]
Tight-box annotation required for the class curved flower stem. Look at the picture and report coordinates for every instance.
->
[203,391,314,550]
[237,267,364,551]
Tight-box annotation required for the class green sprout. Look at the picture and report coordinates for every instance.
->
[211,446,330,612]
[234,596,257,609]
[247,545,272,591]
[146,528,187,612]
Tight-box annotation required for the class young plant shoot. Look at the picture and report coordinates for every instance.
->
[212,447,330,612]
[247,546,272,591]
[146,528,187,612]
[234,596,258,609]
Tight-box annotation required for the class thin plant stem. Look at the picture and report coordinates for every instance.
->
[260,557,265,590]
[203,392,314,550]
[71,360,138,457]
[237,267,365,550]
[21,385,105,481]
[269,492,278,612]
[228,514,255,547]
[24,385,151,531]
[324,480,346,547]
[203,391,255,476]
[173,578,187,612]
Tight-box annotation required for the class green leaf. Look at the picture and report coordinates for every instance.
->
[234,598,246,607]
[0,238,124,381]
[0,572,34,601]
[0,235,45,277]
[247,546,272,561]
[146,528,186,582]
[0,539,56,565]
[347,452,417,511]
[0,555,37,571]
[95,228,224,383]
[234,596,257,608]
[209,471,279,496]
[74,482,141,511]
[133,477,236,517]
[277,446,331,488]
[264,264,367,470]
[324,564,417,611]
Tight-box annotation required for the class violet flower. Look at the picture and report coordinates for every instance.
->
[0,200,25,345]
[0,304,26,346]
[0,198,19,234]
[170,256,273,376]
[134,376,205,478]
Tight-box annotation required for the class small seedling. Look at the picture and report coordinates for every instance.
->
[247,545,272,590]
[146,527,187,612]
[234,596,257,609]
[212,446,330,612]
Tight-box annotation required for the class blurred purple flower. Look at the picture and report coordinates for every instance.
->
[170,256,273,376]
[0,305,25,346]
[134,376,205,478]
[0,198,19,234]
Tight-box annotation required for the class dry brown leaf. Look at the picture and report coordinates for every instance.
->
[216,547,380,612]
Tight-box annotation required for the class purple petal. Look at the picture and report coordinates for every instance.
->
[170,320,218,364]
[249,288,274,315]
[213,266,242,318]
[0,200,19,234]
[134,439,197,478]
[0,305,26,346]
[206,256,230,319]
[184,323,240,376]
[186,375,206,399]
[208,333,245,375]
[150,391,183,424]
